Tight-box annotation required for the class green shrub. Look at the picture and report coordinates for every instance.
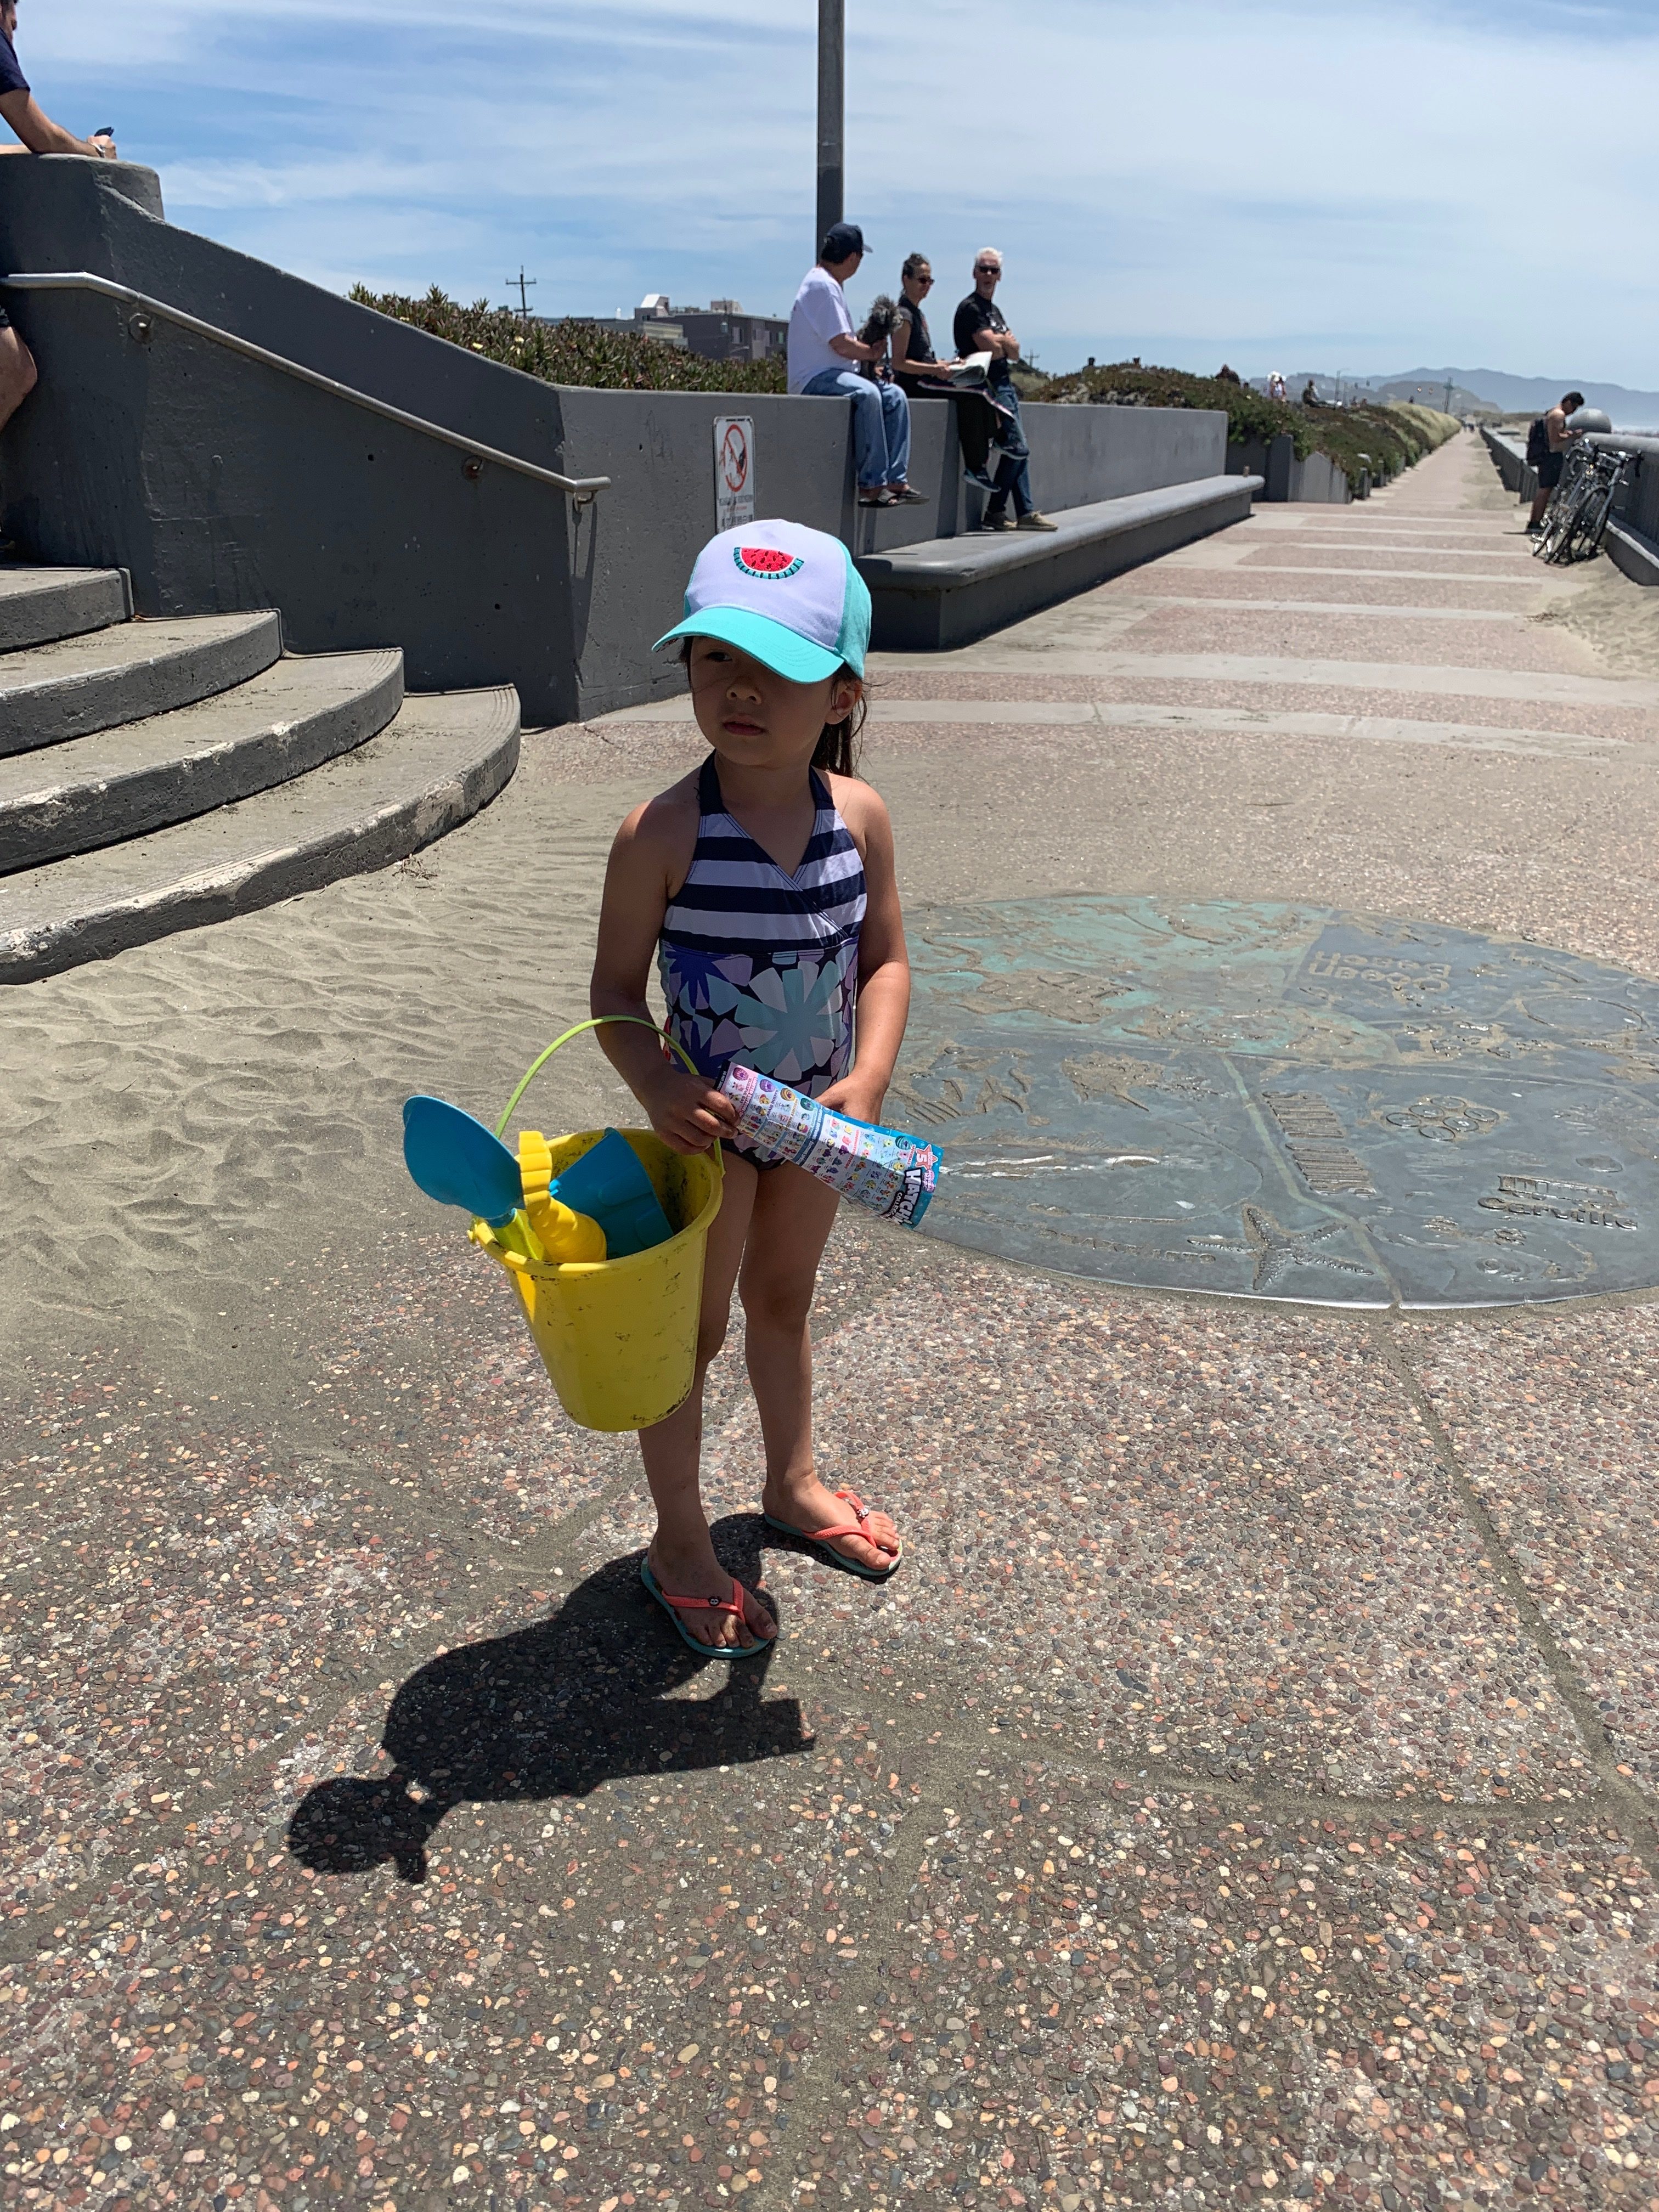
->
[348,285,787,395]
[1022,360,1458,487]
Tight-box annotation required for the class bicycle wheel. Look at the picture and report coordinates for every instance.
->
[1539,481,1588,563]
[1572,477,1617,558]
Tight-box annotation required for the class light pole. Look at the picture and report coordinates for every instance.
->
[816,0,844,254]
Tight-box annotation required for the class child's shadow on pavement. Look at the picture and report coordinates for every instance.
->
[286,1515,807,1883]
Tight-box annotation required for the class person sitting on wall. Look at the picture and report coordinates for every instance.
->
[788,222,922,509]
[887,250,1006,493]
[0,0,117,433]
[951,248,1056,532]
[1527,390,1587,534]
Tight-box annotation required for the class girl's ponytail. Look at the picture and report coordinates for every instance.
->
[814,670,867,778]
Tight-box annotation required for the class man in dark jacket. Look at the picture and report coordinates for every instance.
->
[952,249,1054,531]
[0,0,118,432]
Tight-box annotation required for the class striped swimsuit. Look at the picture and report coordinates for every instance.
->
[658,757,867,1119]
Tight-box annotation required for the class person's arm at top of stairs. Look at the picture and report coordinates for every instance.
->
[0,87,115,157]
[0,0,116,158]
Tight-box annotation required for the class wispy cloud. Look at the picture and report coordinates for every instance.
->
[15,0,1659,382]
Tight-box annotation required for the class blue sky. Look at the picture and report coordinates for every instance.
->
[14,0,1659,386]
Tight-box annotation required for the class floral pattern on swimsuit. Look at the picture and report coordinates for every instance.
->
[658,757,867,1096]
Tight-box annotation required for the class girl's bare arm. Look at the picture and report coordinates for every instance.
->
[820,779,910,1123]
[589,788,736,1154]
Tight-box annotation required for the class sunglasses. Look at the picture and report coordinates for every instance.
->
[974,263,1000,275]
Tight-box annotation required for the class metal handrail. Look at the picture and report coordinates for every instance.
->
[0,270,611,503]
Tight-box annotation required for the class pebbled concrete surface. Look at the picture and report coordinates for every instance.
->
[3,434,1659,2211]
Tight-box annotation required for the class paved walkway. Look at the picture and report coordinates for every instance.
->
[2,435,1658,2212]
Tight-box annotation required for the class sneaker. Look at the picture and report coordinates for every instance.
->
[1016,511,1059,532]
[982,507,1014,532]
[964,466,996,490]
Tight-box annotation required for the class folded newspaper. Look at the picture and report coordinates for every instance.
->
[719,1064,941,1227]
[946,350,995,386]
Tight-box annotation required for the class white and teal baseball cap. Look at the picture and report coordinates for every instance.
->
[654,518,871,682]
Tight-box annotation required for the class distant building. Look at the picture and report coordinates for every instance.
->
[545,293,787,366]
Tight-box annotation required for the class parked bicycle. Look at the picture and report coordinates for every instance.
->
[1534,440,1634,565]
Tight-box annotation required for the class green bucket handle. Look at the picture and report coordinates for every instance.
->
[496,1015,716,1158]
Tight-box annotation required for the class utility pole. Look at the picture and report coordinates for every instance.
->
[816,0,844,255]
[506,266,538,323]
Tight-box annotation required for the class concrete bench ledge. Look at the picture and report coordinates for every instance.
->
[1606,519,1659,590]
[856,473,1262,651]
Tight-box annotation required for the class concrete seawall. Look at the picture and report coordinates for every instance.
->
[1,160,1232,721]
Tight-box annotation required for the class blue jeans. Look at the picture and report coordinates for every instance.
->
[800,368,911,490]
[987,377,1033,517]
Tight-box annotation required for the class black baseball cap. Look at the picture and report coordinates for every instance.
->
[820,222,866,262]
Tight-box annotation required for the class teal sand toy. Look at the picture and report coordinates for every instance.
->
[402,1094,524,1226]
[552,1128,673,1260]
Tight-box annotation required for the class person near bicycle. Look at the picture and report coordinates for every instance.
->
[1527,391,1587,534]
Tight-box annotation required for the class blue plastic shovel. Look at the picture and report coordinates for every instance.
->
[553,1130,673,1260]
[403,1095,524,1227]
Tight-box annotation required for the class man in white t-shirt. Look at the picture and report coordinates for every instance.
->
[787,222,919,508]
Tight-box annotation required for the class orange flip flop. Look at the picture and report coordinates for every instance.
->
[763,1488,901,1582]
[640,1558,772,1660]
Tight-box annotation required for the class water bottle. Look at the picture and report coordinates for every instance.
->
[718,1064,940,1227]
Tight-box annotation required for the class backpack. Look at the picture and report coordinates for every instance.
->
[1525,416,1549,466]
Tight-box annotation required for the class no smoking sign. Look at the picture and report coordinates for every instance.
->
[714,415,754,530]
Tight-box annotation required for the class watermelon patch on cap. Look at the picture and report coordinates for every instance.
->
[733,546,804,580]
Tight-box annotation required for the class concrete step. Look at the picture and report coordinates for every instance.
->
[0,685,520,984]
[0,611,282,758]
[0,565,132,652]
[0,648,405,873]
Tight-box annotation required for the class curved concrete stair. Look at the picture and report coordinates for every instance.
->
[0,610,281,756]
[0,687,520,983]
[0,564,131,652]
[0,648,405,872]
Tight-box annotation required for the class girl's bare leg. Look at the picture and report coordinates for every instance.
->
[741,1167,899,1572]
[638,1151,775,1650]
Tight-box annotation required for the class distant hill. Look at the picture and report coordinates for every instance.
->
[1375,379,1502,419]
[1380,366,1659,427]
[1252,372,1489,414]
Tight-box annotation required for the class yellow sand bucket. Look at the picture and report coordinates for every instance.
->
[469,1018,723,1432]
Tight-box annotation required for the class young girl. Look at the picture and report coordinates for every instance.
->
[589,519,910,1656]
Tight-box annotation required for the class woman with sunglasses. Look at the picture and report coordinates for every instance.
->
[887,252,1008,494]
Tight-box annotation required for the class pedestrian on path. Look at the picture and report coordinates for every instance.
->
[590,518,909,1653]
[788,222,922,508]
[0,0,117,434]
[952,247,1056,532]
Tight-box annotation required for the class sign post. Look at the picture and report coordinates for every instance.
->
[714,416,755,532]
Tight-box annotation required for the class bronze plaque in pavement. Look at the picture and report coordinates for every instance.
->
[897,898,1659,1307]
